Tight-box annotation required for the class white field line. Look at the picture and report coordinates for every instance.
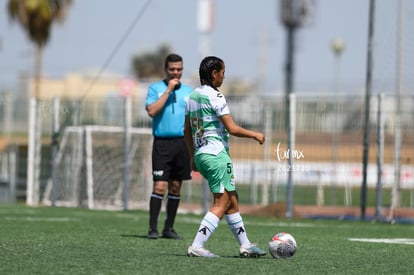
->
[348,238,414,245]
[4,217,79,222]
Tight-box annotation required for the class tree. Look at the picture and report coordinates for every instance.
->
[8,0,73,97]
[7,0,73,205]
[131,44,171,80]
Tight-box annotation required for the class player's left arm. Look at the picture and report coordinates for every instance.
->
[220,114,265,145]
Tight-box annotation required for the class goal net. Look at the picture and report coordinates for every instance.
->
[42,125,153,210]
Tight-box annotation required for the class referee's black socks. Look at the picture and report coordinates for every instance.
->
[164,194,180,230]
[149,192,163,231]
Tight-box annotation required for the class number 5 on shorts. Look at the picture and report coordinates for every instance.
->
[227,163,232,174]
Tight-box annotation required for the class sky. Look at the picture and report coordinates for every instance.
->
[1,0,413,95]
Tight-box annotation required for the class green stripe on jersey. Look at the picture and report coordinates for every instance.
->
[187,86,230,155]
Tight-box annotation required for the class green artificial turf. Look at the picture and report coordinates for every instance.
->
[1,204,414,274]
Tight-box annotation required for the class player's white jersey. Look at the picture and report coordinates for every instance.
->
[186,85,230,156]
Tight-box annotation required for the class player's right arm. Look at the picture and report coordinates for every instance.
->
[220,114,265,145]
[184,116,198,171]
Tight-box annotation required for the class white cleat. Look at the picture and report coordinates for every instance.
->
[239,243,267,258]
[187,246,219,258]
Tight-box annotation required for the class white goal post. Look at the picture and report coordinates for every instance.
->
[42,125,153,210]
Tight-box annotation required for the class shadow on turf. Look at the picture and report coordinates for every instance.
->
[120,234,186,239]
[119,235,276,259]
[162,253,278,259]
[119,235,282,260]
[120,234,149,239]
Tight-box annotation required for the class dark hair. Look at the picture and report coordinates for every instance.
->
[164,53,183,70]
[199,56,224,88]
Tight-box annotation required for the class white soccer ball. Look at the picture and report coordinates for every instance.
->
[268,232,297,259]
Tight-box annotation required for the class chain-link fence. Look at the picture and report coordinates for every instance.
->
[1,91,413,215]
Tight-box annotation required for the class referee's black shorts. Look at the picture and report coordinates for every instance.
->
[152,137,192,182]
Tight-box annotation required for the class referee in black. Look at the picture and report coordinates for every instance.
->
[145,54,193,239]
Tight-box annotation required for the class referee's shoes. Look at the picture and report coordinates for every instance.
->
[147,229,159,239]
[162,228,183,240]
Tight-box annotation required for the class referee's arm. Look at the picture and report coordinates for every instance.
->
[146,88,173,117]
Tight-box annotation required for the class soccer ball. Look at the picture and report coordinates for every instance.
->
[268,232,297,259]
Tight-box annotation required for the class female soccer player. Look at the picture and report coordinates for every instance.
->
[184,56,266,258]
